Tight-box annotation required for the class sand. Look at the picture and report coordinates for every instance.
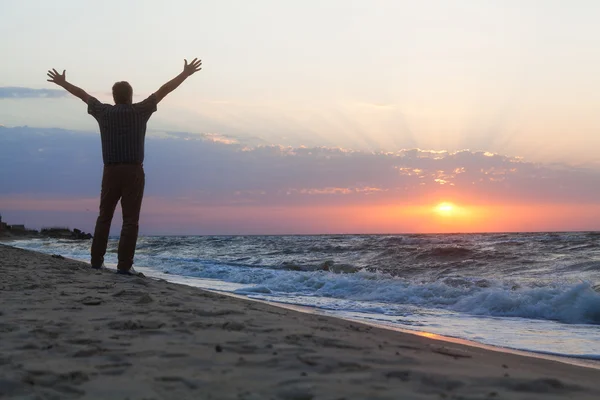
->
[1,243,599,399]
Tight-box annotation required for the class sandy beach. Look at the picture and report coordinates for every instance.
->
[1,243,599,399]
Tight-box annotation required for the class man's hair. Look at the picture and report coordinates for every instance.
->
[112,81,133,105]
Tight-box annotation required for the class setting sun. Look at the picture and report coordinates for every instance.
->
[434,202,456,217]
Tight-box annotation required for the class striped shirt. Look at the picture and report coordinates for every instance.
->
[87,95,157,164]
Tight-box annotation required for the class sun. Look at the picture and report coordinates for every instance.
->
[434,202,456,217]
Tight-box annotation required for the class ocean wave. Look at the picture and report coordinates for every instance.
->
[452,282,600,324]
[416,246,474,260]
[279,260,360,273]
[10,235,600,325]
[230,270,600,325]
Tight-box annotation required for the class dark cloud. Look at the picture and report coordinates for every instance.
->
[0,87,68,99]
[1,126,599,207]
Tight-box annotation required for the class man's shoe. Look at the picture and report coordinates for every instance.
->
[91,259,104,270]
[116,267,144,277]
[116,268,134,275]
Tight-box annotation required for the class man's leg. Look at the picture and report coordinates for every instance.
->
[117,165,145,271]
[91,167,121,268]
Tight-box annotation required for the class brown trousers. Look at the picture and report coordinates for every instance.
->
[91,164,145,270]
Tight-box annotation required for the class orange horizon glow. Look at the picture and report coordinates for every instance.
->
[2,195,600,234]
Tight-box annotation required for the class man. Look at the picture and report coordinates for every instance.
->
[47,58,202,274]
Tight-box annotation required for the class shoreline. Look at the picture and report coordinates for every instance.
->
[227,297,600,370]
[2,243,600,399]
[134,265,600,370]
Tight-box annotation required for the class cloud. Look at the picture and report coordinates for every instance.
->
[1,126,600,210]
[0,87,68,99]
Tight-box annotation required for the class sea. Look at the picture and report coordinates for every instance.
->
[11,232,600,362]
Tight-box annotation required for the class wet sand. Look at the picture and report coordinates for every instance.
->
[1,243,599,399]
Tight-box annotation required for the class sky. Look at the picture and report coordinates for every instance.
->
[2,0,600,234]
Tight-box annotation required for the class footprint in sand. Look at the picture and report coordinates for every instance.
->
[107,320,165,331]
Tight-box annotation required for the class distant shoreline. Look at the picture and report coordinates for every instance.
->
[0,227,92,241]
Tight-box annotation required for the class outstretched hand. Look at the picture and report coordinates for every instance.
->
[183,58,202,76]
[47,69,67,86]
[154,58,203,103]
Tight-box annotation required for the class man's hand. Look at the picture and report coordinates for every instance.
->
[183,58,202,77]
[46,68,90,103]
[47,69,67,86]
[154,58,203,103]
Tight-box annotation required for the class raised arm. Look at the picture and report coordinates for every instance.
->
[47,69,91,104]
[154,58,202,103]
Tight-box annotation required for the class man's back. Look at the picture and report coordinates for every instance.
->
[88,95,157,165]
[46,58,202,273]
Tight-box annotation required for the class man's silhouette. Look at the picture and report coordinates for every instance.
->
[47,58,202,274]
